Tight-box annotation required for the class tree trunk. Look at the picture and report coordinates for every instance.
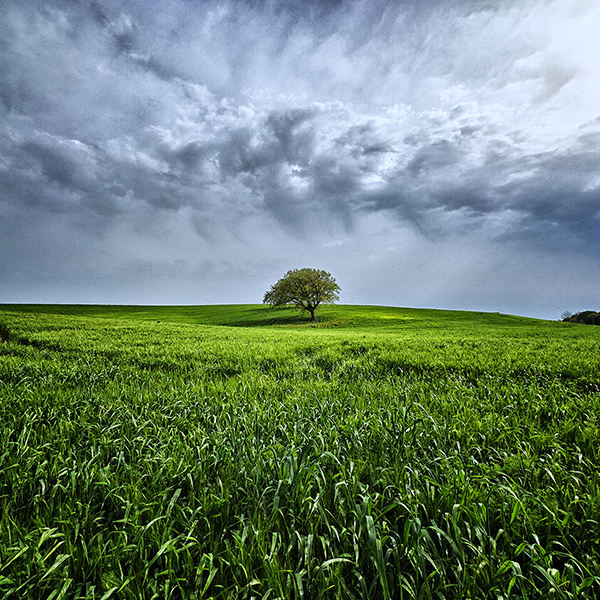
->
[309,308,316,322]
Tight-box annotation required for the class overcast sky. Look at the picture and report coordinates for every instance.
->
[1,0,599,319]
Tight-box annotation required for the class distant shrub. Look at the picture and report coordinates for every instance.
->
[0,323,9,342]
[563,311,600,325]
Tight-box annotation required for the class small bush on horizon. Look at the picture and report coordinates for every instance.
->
[562,310,600,325]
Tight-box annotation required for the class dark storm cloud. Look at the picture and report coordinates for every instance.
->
[1,0,599,316]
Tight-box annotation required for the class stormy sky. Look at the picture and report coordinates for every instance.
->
[1,0,599,319]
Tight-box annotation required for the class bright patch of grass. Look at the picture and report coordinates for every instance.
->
[0,305,599,598]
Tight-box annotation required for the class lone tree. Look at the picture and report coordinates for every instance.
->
[263,268,341,322]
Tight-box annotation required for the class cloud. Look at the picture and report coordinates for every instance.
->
[1,0,599,317]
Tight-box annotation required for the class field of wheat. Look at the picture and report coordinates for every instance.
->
[0,304,599,599]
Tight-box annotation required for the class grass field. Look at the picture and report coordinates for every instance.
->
[0,304,599,599]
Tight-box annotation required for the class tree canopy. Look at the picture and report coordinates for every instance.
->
[263,268,341,322]
[562,310,600,325]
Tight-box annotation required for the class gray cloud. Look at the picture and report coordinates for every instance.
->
[1,0,599,317]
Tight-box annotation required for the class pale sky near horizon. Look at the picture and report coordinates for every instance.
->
[1,0,599,319]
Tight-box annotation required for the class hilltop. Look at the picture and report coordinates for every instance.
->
[0,302,554,332]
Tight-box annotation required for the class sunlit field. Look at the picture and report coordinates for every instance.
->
[1,304,599,599]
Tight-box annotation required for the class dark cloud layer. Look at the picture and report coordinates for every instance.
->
[1,0,599,317]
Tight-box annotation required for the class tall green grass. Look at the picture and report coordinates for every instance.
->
[0,305,599,598]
